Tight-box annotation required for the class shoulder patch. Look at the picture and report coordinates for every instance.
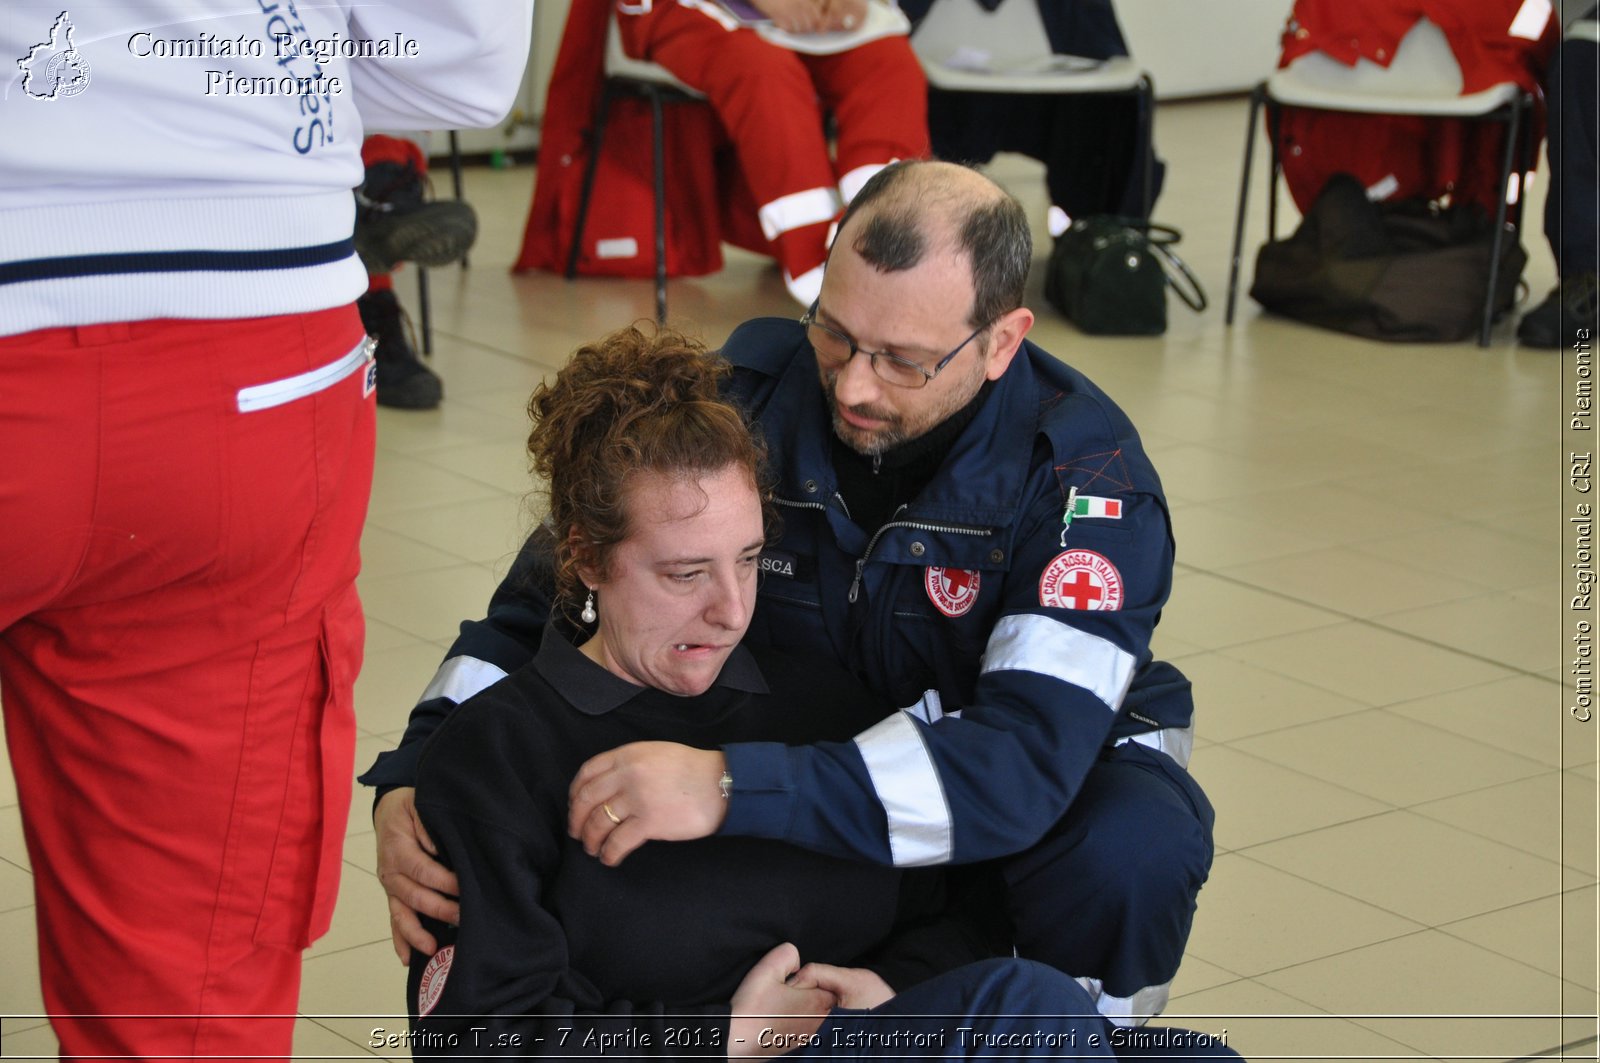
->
[1039,550,1124,611]
[1071,494,1123,520]
[417,944,455,1018]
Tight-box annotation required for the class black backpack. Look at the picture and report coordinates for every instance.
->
[1250,173,1525,343]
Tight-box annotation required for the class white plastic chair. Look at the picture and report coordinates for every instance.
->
[1224,16,1535,347]
[909,0,1156,215]
[565,15,706,324]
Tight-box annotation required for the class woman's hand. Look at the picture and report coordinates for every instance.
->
[790,962,894,1010]
[374,787,461,964]
[568,742,728,865]
[748,0,829,34]
[729,943,837,1057]
[817,0,868,33]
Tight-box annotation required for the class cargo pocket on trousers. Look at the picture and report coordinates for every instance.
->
[253,585,363,949]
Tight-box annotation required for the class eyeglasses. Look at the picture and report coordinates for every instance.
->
[800,302,989,390]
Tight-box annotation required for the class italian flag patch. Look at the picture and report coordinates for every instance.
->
[1072,495,1123,519]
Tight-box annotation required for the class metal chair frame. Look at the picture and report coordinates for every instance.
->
[909,0,1158,218]
[1224,31,1536,348]
[416,129,467,356]
[565,21,705,325]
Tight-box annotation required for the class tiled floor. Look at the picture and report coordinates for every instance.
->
[1,94,1595,1061]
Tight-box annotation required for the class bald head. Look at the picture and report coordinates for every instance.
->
[833,161,1032,328]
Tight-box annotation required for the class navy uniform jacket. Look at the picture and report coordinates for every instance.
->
[361,318,1193,869]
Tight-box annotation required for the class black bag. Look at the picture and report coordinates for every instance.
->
[1045,216,1206,335]
[1249,173,1526,343]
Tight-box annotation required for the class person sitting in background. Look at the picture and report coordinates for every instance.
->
[900,0,1164,241]
[614,0,931,305]
[356,134,478,409]
[1518,4,1598,348]
[402,324,1239,1061]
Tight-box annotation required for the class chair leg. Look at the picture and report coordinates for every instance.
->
[417,266,433,356]
[448,130,470,271]
[1511,91,1535,232]
[1480,96,1523,348]
[650,88,668,325]
[567,86,616,280]
[1266,98,1284,244]
[1226,84,1265,327]
[1137,75,1156,220]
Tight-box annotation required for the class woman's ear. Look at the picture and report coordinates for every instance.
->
[569,527,601,588]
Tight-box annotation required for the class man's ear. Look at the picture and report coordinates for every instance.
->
[982,307,1034,381]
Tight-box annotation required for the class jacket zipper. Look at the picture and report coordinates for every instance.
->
[849,506,992,603]
[776,497,994,604]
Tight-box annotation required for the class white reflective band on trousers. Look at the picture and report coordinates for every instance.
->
[838,162,888,204]
[981,613,1136,712]
[758,185,842,241]
[853,711,954,866]
[1074,975,1171,1027]
[1115,723,1195,769]
[783,262,825,306]
[418,655,511,707]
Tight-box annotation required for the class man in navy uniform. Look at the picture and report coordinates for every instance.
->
[364,160,1213,1026]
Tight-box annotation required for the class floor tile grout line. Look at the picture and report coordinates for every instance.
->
[1222,842,1567,948]
[1403,771,1599,875]
[1187,565,1559,683]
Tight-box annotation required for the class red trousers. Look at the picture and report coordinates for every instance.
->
[360,133,429,295]
[621,3,929,301]
[0,307,373,1058]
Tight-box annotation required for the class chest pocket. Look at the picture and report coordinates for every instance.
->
[882,564,997,709]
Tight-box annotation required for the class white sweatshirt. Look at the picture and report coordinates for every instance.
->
[0,1,534,336]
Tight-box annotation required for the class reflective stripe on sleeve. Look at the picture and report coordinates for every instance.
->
[853,711,953,866]
[418,655,511,707]
[981,613,1136,712]
[1508,0,1552,40]
[758,186,841,241]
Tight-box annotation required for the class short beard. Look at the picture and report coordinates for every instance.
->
[824,376,907,456]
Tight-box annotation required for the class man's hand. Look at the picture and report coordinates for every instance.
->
[567,742,728,866]
[748,0,828,34]
[790,962,894,1010]
[728,943,836,1058]
[374,788,461,964]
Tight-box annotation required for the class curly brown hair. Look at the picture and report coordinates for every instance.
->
[527,324,774,627]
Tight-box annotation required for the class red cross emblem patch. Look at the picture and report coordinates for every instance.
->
[417,944,455,1018]
[1039,550,1124,611]
[926,566,982,617]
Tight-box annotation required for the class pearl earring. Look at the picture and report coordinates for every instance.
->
[580,590,597,624]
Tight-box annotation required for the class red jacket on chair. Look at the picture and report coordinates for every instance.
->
[1274,0,1558,214]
